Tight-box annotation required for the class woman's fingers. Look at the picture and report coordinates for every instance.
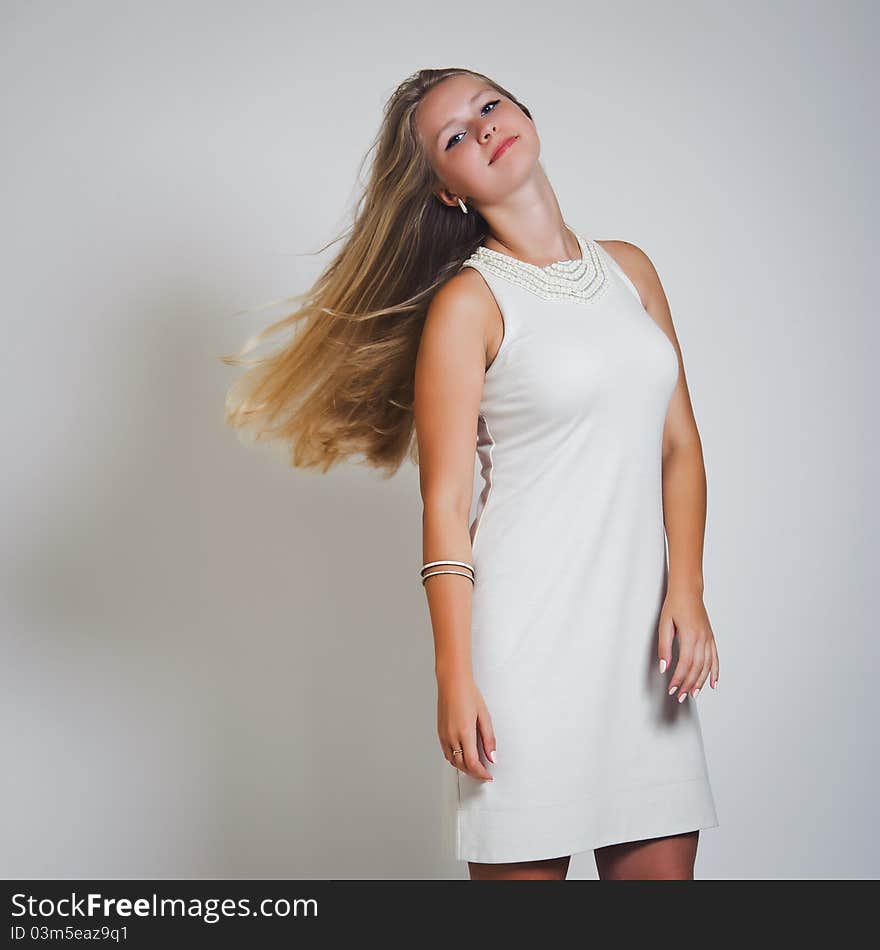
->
[459,731,493,782]
[657,613,675,675]
[670,638,718,701]
[477,706,497,766]
[709,640,719,688]
[443,739,461,769]
[438,681,495,782]
[681,639,709,700]
[668,639,695,701]
[691,641,712,697]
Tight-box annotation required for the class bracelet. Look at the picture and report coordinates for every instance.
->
[420,559,476,586]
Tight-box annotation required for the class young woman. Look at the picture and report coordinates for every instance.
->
[223,67,721,881]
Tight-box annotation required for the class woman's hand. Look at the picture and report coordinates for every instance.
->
[658,585,719,700]
[436,668,496,782]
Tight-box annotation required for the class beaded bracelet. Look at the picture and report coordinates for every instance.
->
[420,559,475,586]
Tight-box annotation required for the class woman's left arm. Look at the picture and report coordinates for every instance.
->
[602,241,720,702]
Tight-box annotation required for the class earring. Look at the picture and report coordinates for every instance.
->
[457,197,468,214]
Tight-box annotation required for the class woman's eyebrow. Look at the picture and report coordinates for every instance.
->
[435,88,495,144]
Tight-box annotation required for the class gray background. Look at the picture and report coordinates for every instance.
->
[2,0,876,879]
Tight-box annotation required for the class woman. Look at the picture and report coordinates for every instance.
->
[223,67,720,881]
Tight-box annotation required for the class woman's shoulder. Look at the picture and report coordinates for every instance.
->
[429,262,500,321]
[421,265,503,374]
[595,239,659,295]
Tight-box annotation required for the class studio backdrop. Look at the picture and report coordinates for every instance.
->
[2,0,876,879]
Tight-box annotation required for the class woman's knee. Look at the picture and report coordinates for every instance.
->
[468,854,571,880]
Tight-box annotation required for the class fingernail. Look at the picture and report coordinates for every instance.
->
[678,691,687,702]
[659,659,667,674]
[488,749,496,763]
[668,684,678,695]
[692,688,700,698]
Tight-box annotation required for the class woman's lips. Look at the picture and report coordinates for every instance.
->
[490,135,518,164]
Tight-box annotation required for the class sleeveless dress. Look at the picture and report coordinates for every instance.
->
[442,228,719,864]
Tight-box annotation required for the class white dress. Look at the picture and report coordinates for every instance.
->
[443,228,719,864]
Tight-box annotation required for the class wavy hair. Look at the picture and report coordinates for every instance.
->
[220,67,533,478]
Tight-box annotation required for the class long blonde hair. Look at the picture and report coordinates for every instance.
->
[220,67,533,478]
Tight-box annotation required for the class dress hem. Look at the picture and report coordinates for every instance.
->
[454,775,719,864]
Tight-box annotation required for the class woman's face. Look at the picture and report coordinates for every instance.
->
[415,74,540,210]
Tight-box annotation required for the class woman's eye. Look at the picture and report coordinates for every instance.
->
[445,100,500,150]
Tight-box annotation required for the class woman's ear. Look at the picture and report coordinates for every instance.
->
[435,187,463,209]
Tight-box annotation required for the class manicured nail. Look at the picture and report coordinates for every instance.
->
[668,684,678,695]
[659,659,667,674]
[692,688,700,698]
[678,691,687,702]
[488,749,496,763]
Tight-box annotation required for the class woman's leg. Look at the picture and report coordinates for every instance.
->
[468,855,571,880]
[594,830,699,880]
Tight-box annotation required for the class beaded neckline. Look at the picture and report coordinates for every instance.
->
[462,229,608,302]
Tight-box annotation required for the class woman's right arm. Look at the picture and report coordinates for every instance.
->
[414,271,497,783]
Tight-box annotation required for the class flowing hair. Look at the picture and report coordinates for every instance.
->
[220,67,534,478]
